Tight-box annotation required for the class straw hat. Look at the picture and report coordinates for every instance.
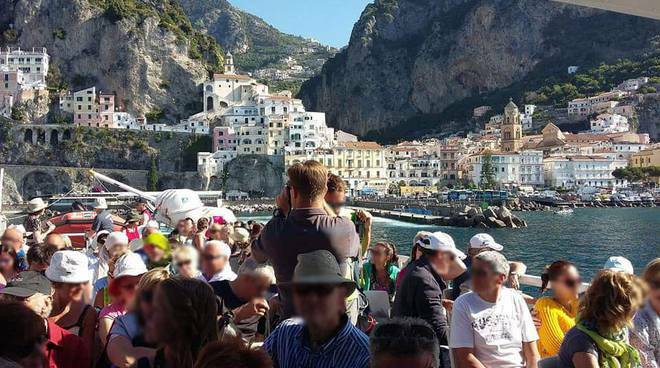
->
[93,197,108,210]
[231,227,251,244]
[113,253,147,279]
[45,251,90,283]
[26,198,47,214]
[280,250,356,296]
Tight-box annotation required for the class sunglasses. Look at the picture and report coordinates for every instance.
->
[293,284,336,296]
[202,254,225,261]
[561,277,582,288]
[176,259,192,267]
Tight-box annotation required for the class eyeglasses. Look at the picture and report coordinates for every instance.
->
[176,259,192,267]
[202,254,223,261]
[293,284,336,296]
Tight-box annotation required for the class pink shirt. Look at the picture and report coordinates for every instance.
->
[99,302,126,321]
[124,227,141,242]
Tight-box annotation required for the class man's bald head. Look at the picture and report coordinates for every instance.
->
[44,234,66,250]
[1,228,24,252]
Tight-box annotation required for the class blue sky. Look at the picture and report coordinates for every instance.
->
[230,0,373,48]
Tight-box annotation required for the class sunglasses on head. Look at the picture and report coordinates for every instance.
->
[293,284,336,296]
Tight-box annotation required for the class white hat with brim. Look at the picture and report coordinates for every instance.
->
[113,253,147,279]
[417,231,467,260]
[93,198,108,210]
[469,233,504,251]
[27,198,48,213]
[45,250,90,284]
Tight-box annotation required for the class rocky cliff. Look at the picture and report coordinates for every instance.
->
[638,94,660,140]
[0,0,224,121]
[178,0,336,73]
[299,0,660,139]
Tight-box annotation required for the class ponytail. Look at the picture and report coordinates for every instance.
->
[540,270,550,293]
[539,260,576,293]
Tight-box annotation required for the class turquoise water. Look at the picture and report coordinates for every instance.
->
[240,208,659,279]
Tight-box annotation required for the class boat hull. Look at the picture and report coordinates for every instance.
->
[48,211,125,248]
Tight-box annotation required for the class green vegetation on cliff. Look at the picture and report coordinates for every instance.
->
[88,0,224,73]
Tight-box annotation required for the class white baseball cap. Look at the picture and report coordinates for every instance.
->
[603,256,634,275]
[93,197,108,209]
[205,240,232,258]
[113,252,148,279]
[469,233,504,251]
[46,251,90,283]
[105,232,129,250]
[417,231,466,260]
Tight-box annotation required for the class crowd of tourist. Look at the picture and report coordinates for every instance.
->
[0,159,657,368]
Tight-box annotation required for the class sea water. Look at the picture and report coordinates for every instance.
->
[241,207,659,279]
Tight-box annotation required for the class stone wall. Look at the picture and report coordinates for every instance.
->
[221,155,284,197]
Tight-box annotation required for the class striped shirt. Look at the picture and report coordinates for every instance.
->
[264,316,370,368]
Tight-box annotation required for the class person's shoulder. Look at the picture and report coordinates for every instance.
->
[563,326,596,347]
[347,324,370,346]
[209,279,230,293]
[454,291,477,307]
[274,318,305,332]
[534,296,558,310]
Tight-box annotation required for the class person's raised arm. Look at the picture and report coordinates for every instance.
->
[453,348,487,368]
[522,341,540,368]
[107,335,156,368]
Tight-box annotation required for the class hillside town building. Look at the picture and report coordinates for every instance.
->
[590,113,629,133]
[0,47,49,118]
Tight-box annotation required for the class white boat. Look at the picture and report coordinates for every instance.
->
[555,206,574,215]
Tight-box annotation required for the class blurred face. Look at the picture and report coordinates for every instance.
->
[471,259,505,294]
[219,226,232,242]
[145,286,174,344]
[54,282,86,302]
[201,245,227,275]
[209,226,222,240]
[144,244,165,262]
[176,220,187,235]
[108,243,129,258]
[243,274,271,300]
[292,284,345,327]
[116,275,142,305]
[136,203,146,212]
[427,251,451,275]
[370,244,390,267]
[24,292,53,319]
[175,257,196,278]
[0,251,15,273]
[325,190,346,213]
[45,234,66,250]
[649,276,660,311]
[373,352,436,368]
[1,229,23,251]
[551,265,581,301]
[138,287,155,320]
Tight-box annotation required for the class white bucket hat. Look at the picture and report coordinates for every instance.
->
[417,231,466,260]
[93,197,108,210]
[113,253,147,279]
[231,227,250,243]
[469,233,504,251]
[46,251,90,283]
[27,198,48,213]
[105,232,129,251]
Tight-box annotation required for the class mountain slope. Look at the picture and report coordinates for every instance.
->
[179,0,336,73]
[299,0,660,139]
[0,0,224,121]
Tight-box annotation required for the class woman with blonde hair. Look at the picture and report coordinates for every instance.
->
[558,269,646,368]
[106,267,170,368]
[631,258,660,368]
[172,246,200,278]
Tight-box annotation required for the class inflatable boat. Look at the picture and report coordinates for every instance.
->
[48,211,125,248]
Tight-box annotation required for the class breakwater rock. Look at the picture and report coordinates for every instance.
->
[439,204,526,229]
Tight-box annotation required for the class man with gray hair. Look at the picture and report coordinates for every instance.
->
[210,258,275,343]
[450,251,540,368]
[370,317,440,368]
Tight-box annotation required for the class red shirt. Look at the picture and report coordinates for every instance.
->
[46,320,90,368]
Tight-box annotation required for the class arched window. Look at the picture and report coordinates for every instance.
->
[206,96,214,111]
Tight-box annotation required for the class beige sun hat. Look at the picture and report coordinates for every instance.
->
[27,198,48,214]
[45,251,90,284]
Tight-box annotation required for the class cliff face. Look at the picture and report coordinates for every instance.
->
[0,0,223,121]
[637,95,660,140]
[299,0,660,137]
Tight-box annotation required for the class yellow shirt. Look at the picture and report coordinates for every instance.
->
[535,296,578,358]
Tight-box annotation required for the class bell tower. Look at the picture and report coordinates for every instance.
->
[224,52,236,75]
[501,98,523,152]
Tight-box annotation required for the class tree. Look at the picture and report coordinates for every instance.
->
[479,152,497,189]
[147,156,158,191]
